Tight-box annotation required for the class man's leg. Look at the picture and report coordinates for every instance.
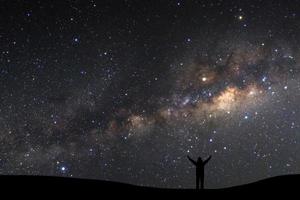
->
[196,171,199,190]
[201,171,204,189]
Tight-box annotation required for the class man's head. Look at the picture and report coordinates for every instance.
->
[197,157,203,163]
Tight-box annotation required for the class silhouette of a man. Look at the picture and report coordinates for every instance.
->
[187,155,212,190]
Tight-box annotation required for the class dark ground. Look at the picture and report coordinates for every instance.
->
[0,174,298,198]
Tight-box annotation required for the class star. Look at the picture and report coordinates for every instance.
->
[1,0,300,190]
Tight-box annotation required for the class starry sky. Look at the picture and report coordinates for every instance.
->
[1,0,300,189]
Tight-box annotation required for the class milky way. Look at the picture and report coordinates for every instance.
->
[1,0,300,188]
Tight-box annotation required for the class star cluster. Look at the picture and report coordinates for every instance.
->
[0,0,300,188]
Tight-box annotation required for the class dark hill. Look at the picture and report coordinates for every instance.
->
[0,174,298,197]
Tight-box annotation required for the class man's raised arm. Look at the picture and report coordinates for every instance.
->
[204,155,212,165]
[187,155,197,165]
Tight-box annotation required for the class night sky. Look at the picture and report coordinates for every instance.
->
[1,0,300,189]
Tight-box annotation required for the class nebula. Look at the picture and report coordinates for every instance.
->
[1,0,300,189]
